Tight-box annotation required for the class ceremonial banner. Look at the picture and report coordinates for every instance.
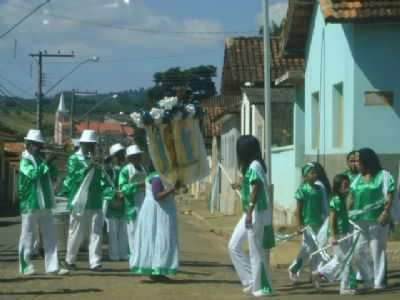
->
[131,97,210,186]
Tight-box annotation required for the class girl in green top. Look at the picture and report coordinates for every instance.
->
[350,148,395,290]
[313,174,356,295]
[229,135,274,297]
[343,151,359,184]
[288,163,325,282]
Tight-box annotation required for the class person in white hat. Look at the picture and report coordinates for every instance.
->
[118,144,147,268]
[18,129,67,275]
[62,129,105,271]
[103,143,129,261]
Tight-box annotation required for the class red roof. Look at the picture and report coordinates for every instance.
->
[4,142,25,154]
[75,121,134,136]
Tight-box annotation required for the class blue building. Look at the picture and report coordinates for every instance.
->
[277,0,400,181]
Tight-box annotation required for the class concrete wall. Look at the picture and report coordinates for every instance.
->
[271,146,299,226]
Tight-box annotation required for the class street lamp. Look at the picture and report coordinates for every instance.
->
[44,56,100,96]
[76,94,118,123]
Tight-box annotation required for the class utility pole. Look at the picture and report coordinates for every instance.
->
[29,51,75,130]
[262,0,272,184]
[70,89,97,138]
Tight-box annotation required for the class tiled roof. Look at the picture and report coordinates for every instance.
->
[75,121,134,136]
[282,0,400,56]
[201,95,242,144]
[4,142,25,154]
[221,37,304,94]
[321,0,400,22]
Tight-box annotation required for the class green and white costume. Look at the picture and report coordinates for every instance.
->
[131,172,179,276]
[63,149,105,269]
[119,163,146,268]
[228,160,274,296]
[104,165,128,261]
[289,181,325,276]
[18,150,59,274]
[350,170,395,289]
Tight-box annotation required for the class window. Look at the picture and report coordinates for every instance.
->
[311,92,320,149]
[332,83,344,148]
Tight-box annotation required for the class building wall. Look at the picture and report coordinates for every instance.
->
[271,146,299,226]
[353,24,400,154]
[219,116,241,215]
[305,4,355,158]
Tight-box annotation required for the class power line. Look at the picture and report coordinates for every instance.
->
[0,0,51,39]
[4,2,258,37]
[0,72,33,96]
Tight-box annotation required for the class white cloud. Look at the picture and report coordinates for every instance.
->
[257,2,288,27]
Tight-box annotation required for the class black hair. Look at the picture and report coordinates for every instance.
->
[358,148,382,176]
[346,150,357,161]
[311,161,332,195]
[236,135,267,175]
[332,174,350,197]
[148,161,156,173]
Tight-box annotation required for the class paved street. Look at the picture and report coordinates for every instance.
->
[0,213,400,300]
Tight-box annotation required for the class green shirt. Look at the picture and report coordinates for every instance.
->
[62,153,104,211]
[119,164,146,220]
[343,170,358,184]
[18,156,56,214]
[350,170,395,222]
[295,182,324,228]
[105,165,125,219]
[329,195,350,235]
[240,161,268,213]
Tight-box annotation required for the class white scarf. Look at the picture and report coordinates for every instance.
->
[22,150,55,210]
[71,149,95,216]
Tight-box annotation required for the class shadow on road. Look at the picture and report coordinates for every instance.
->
[141,278,241,285]
[181,260,233,268]
[0,288,102,296]
[0,276,62,283]
[0,220,20,227]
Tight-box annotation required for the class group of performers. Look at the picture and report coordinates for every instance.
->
[18,129,179,281]
[17,128,399,297]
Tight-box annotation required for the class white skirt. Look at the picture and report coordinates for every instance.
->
[131,182,179,276]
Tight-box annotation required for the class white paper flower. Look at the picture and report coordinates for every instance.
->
[130,112,144,128]
[186,104,196,117]
[159,96,178,110]
[150,108,163,124]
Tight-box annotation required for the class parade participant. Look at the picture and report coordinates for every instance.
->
[229,135,274,297]
[311,161,331,218]
[119,144,146,268]
[104,143,128,261]
[313,174,357,295]
[63,129,105,271]
[18,129,66,275]
[350,148,395,290]
[343,151,359,184]
[288,163,325,282]
[131,163,180,281]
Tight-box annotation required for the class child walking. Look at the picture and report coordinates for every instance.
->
[229,135,274,297]
[313,174,357,295]
[288,163,325,282]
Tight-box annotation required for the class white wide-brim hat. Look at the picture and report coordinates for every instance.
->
[24,129,45,144]
[110,143,125,156]
[79,129,97,143]
[126,144,143,157]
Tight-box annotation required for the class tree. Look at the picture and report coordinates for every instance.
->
[147,65,217,106]
[259,18,286,36]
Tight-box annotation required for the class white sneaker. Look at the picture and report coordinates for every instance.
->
[252,290,273,297]
[340,289,357,295]
[57,268,70,275]
[311,271,321,291]
[242,285,252,294]
[288,268,299,282]
[23,268,35,276]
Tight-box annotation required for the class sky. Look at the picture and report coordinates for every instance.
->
[0,0,288,99]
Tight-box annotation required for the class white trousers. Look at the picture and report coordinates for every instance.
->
[354,221,388,289]
[127,219,137,269]
[318,237,353,291]
[65,210,103,269]
[289,227,322,275]
[19,210,59,274]
[107,218,128,261]
[228,213,273,294]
